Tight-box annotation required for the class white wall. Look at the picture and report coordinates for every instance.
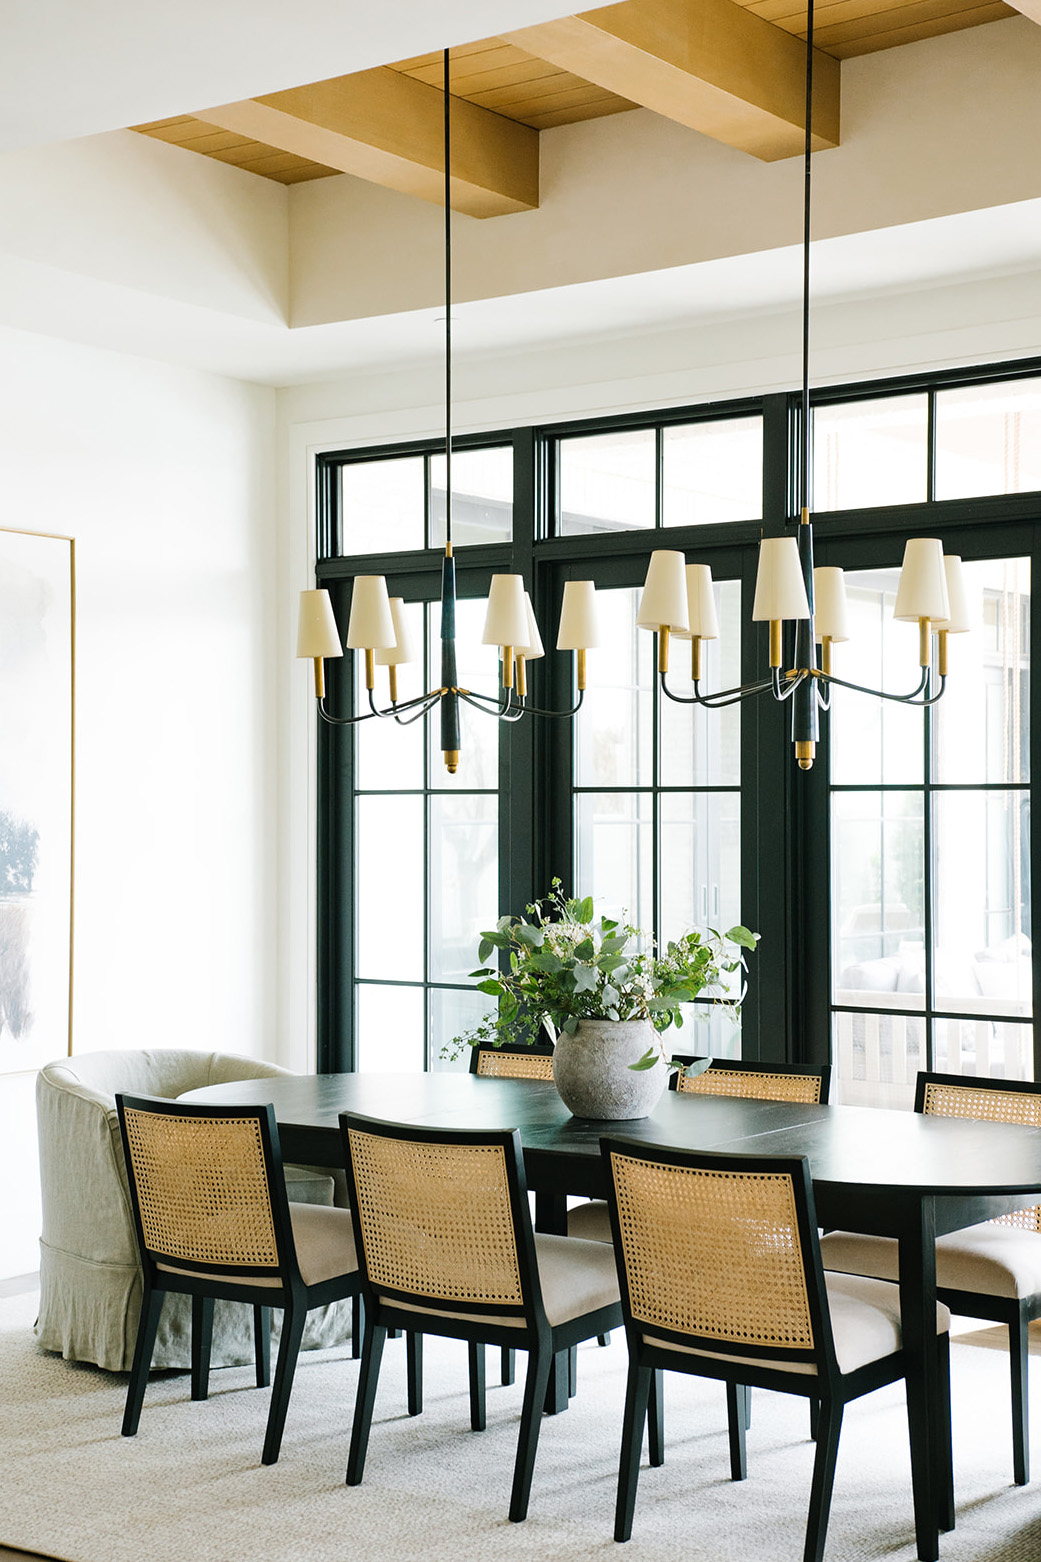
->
[0,326,278,1277]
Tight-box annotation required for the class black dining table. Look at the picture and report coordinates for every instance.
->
[182,1069,1041,1562]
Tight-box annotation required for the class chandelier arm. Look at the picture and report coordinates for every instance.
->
[456,687,518,717]
[773,668,809,704]
[369,685,447,716]
[391,696,446,726]
[818,667,933,704]
[659,672,777,708]
[509,690,586,718]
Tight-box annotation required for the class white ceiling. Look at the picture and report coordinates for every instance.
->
[0,0,578,152]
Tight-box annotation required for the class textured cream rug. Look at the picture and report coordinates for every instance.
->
[2,1291,1041,1562]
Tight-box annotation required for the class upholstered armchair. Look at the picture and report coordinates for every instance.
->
[35,1049,349,1372]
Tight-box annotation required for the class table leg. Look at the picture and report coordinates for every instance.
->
[899,1199,944,1562]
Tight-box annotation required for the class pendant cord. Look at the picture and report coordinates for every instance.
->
[443,48,452,553]
[799,0,814,518]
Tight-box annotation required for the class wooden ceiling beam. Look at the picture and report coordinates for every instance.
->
[198,67,539,217]
[505,0,840,161]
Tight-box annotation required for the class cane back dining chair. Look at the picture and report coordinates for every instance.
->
[116,1092,363,1465]
[339,1112,622,1522]
[601,1137,953,1562]
[820,1069,1041,1485]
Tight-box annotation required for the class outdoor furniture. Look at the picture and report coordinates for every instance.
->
[601,1136,952,1562]
[339,1111,622,1522]
[116,1093,361,1465]
[35,1049,347,1372]
[820,1069,1041,1485]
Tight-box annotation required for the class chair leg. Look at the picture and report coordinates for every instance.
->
[254,1305,271,1388]
[121,1286,165,1437]
[808,1396,819,1441]
[191,1295,214,1401]
[726,1382,748,1481]
[501,1346,516,1386]
[261,1302,307,1466]
[509,1347,554,1523]
[615,1360,654,1543]
[936,1331,955,1532]
[351,1293,364,1360]
[1010,1309,1030,1486]
[469,1341,487,1431]
[346,1319,388,1486]
[647,1368,664,1468]
[406,1331,423,1417]
[598,1332,611,1348]
[803,1395,844,1562]
[568,1344,577,1397]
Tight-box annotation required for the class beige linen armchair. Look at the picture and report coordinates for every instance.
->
[35,1049,349,1371]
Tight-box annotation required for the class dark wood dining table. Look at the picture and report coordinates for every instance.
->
[182,1069,1041,1562]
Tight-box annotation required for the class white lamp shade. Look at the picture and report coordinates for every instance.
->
[636,551,690,632]
[515,593,545,661]
[556,580,600,650]
[893,538,950,622]
[673,564,719,641]
[375,598,419,666]
[296,589,342,659]
[752,538,810,622]
[346,575,396,650]
[482,574,529,647]
[813,567,850,643]
[933,555,973,634]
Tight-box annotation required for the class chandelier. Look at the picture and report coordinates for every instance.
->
[299,9,970,775]
[296,49,599,775]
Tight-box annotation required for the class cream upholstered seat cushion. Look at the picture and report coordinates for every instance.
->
[158,1205,357,1291]
[820,1224,1041,1301]
[644,1274,950,1378]
[36,1049,349,1371]
[377,1233,620,1331]
[567,1200,611,1242]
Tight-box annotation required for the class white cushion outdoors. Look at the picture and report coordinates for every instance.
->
[643,1274,948,1379]
[376,1232,619,1333]
[567,1200,612,1243]
[158,1204,356,1292]
[821,1224,1041,1302]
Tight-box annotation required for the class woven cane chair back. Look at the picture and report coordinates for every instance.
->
[920,1076,1041,1233]
[608,1149,817,1357]
[121,1106,280,1270]
[474,1049,554,1081]
[676,1066,824,1104]
[347,1127,526,1307]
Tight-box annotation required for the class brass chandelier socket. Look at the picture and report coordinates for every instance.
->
[313,657,325,699]
[577,648,587,691]
[388,665,399,703]
[516,656,528,698]
[691,635,702,683]
[938,629,949,678]
[658,625,671,674]
[364,648,376,691]
[769,620,782,669]
[821,636,832,678]
[919,618,932,668]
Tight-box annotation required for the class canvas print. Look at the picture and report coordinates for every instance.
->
[0,529,74,1074]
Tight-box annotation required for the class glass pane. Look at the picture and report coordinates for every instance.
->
[429,986,498,1073]
[355,599,426,791]
[660,793,741,997]
[662,417,762,527]
[428,596,500,791]
[679,1001,742,1061]
[660,578,741,787]
[429,793,498,982]
[933,791,1031,1018]
[574,790,652,934]
[832,791,925,1010]
[812,395,928,512]
[340,457,424,555]
[829,567,924,786]
[934,558,1029,785]
[356,984,425,1072]
[558,429,655,536]
[935,378,1041,500]
[933,1017,1033,1082]
[431,446,513,547]
[356,796,425,981]
[832,1009,924,1110]
[574,588,653,789]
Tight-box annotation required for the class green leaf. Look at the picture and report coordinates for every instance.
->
[477,939,495,964]
[726,925,760,949]
[573,937,595,961]
[514,923,546,949]
[562,1016,579,1035]
[628,1048,660,1072]
[532,950,564,974]
[601,983,620,1008]
[597,954,627,974]
[576,896,595,924]
[476,979,504,997]
[480,930,509,950]
[571,964,599,994]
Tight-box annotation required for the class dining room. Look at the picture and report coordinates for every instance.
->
[2,2,1041,1560]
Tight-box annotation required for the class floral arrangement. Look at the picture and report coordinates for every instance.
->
[449,880,758,1071]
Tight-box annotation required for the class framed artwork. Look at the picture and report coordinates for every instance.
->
[0,529,74,1074]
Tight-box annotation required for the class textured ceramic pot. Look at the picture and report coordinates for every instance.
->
[552,1018,667,1120]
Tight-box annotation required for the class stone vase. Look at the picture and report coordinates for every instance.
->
[552,1018,667,1120]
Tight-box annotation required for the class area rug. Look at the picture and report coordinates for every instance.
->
[2,1291,1041,1562]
